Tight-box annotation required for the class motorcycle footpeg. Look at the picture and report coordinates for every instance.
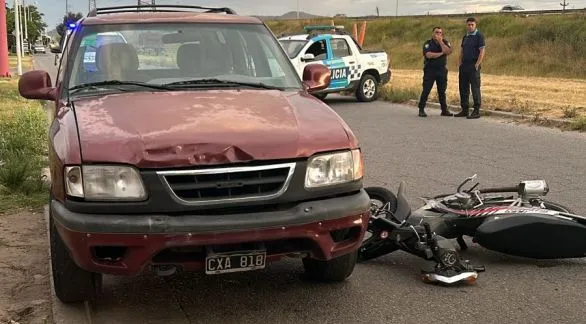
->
[421,271,479,285]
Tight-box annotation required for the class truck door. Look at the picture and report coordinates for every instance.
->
[324,37,353,90]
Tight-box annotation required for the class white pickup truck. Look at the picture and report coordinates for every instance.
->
[278,26,391,102]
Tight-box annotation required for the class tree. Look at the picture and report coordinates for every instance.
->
[5,5,48,49]
[56,12,84,40]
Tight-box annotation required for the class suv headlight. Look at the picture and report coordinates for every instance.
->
[65,165,147,201]
[305,149,364,188]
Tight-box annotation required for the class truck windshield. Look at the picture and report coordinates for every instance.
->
[67,23,302,92]
[279,40,307,59]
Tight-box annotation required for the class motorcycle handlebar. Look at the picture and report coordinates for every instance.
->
[477,186,521,194]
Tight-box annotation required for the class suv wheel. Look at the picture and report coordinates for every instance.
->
[356,74,379,102]
[49,214,102,304]
[302,250,358,282]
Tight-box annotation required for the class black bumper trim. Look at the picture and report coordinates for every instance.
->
[380,71,391,85]
[51,189,370,234]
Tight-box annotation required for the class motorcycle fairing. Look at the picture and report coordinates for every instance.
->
[474,213,586,259]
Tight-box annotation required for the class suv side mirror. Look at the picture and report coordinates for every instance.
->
[301,53,316,62]
[18,70,57,101]
[302,64,330,93]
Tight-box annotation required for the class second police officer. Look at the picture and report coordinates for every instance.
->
[417,26,454,117]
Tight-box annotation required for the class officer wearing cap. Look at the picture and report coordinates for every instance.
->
[455,17,486,119]
[417,26,453,117]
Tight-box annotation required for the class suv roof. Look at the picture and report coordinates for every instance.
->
[80,5,261,25]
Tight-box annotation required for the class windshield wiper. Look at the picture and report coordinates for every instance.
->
[68,80,173,94]
[162,78,285,91]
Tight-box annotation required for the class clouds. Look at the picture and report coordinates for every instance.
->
[32,0,586,31]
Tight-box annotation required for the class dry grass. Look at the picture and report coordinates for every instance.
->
[8,55,33,70]
[386,69,586,119]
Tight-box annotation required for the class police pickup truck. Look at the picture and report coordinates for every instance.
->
[278,26,391,102]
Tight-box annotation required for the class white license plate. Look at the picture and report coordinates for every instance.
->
[205,251,266,275]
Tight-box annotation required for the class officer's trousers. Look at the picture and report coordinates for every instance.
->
[418,66,448,111]
[458,63,481,111]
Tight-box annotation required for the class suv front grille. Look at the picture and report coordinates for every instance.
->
[156,162,296,205]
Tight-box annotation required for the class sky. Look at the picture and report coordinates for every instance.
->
[20,0,586,31]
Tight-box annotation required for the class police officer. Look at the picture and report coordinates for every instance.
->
[455,17,486,119]
[417,26,453,117]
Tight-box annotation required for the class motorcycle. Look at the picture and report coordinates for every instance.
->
[359,174,586,285]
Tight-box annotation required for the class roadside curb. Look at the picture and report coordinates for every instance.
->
[406,99,574,128]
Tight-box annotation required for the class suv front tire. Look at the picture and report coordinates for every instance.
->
[49,212,102,304]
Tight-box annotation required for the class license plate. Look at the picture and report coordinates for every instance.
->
[205,251,266,275]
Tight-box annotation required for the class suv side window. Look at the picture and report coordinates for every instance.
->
[305,40,328,60]
[331,39,352,58]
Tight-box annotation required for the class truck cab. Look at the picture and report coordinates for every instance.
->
[279,26,391,102]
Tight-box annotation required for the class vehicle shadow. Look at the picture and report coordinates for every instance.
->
[88,259,382,323]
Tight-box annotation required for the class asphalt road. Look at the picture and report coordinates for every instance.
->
[33,54,586,324]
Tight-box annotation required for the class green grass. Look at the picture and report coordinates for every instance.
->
[0,79,49,214]
[266,12,586,79]
[569,116,586,132]
[379,85,419,103]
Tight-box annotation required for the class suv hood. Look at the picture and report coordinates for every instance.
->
[71,90,355,168]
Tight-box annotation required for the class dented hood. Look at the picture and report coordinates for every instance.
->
[71,90,355,168]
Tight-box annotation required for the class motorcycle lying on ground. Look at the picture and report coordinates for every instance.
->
[359,174,586,286]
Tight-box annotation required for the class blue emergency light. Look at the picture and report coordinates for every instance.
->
[68,23,76,29]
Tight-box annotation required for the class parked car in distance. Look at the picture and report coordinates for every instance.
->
[33,42,46,54]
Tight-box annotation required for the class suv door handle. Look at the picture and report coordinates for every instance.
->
[349,61,356,64]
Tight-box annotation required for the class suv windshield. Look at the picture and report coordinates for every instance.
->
[279,40,307,59]
[67,23,302,92]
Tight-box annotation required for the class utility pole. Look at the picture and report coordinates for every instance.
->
[89,0,96,13]
[0,0,10,77]
[18,0,25,56]
[395,0,399,18]
[560,0,569,13]
[14,0,23,75]
[23,0,28,42]
[296,0,299,19]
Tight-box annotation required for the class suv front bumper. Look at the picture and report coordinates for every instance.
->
[51,189,371,276]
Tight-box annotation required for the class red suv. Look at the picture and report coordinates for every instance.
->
[18,5,370,304]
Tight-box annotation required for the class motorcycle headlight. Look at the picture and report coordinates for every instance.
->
[305,149,364,189]
[65,165,147,201]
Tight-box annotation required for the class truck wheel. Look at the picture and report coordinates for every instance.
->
[302,250,358,282]
[49,215,102,304]
[356,74,379,102]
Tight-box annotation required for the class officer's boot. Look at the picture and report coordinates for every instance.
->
[440,107,454,117]
[418,108,427,117]
[454,109,468,117]
[467,108,480,119]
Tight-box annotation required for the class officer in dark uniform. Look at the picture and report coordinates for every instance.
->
[455,17,486,119]
[417,26,453,117]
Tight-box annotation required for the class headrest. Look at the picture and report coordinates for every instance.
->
[95,43,139,73]
[176,43,203,71]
